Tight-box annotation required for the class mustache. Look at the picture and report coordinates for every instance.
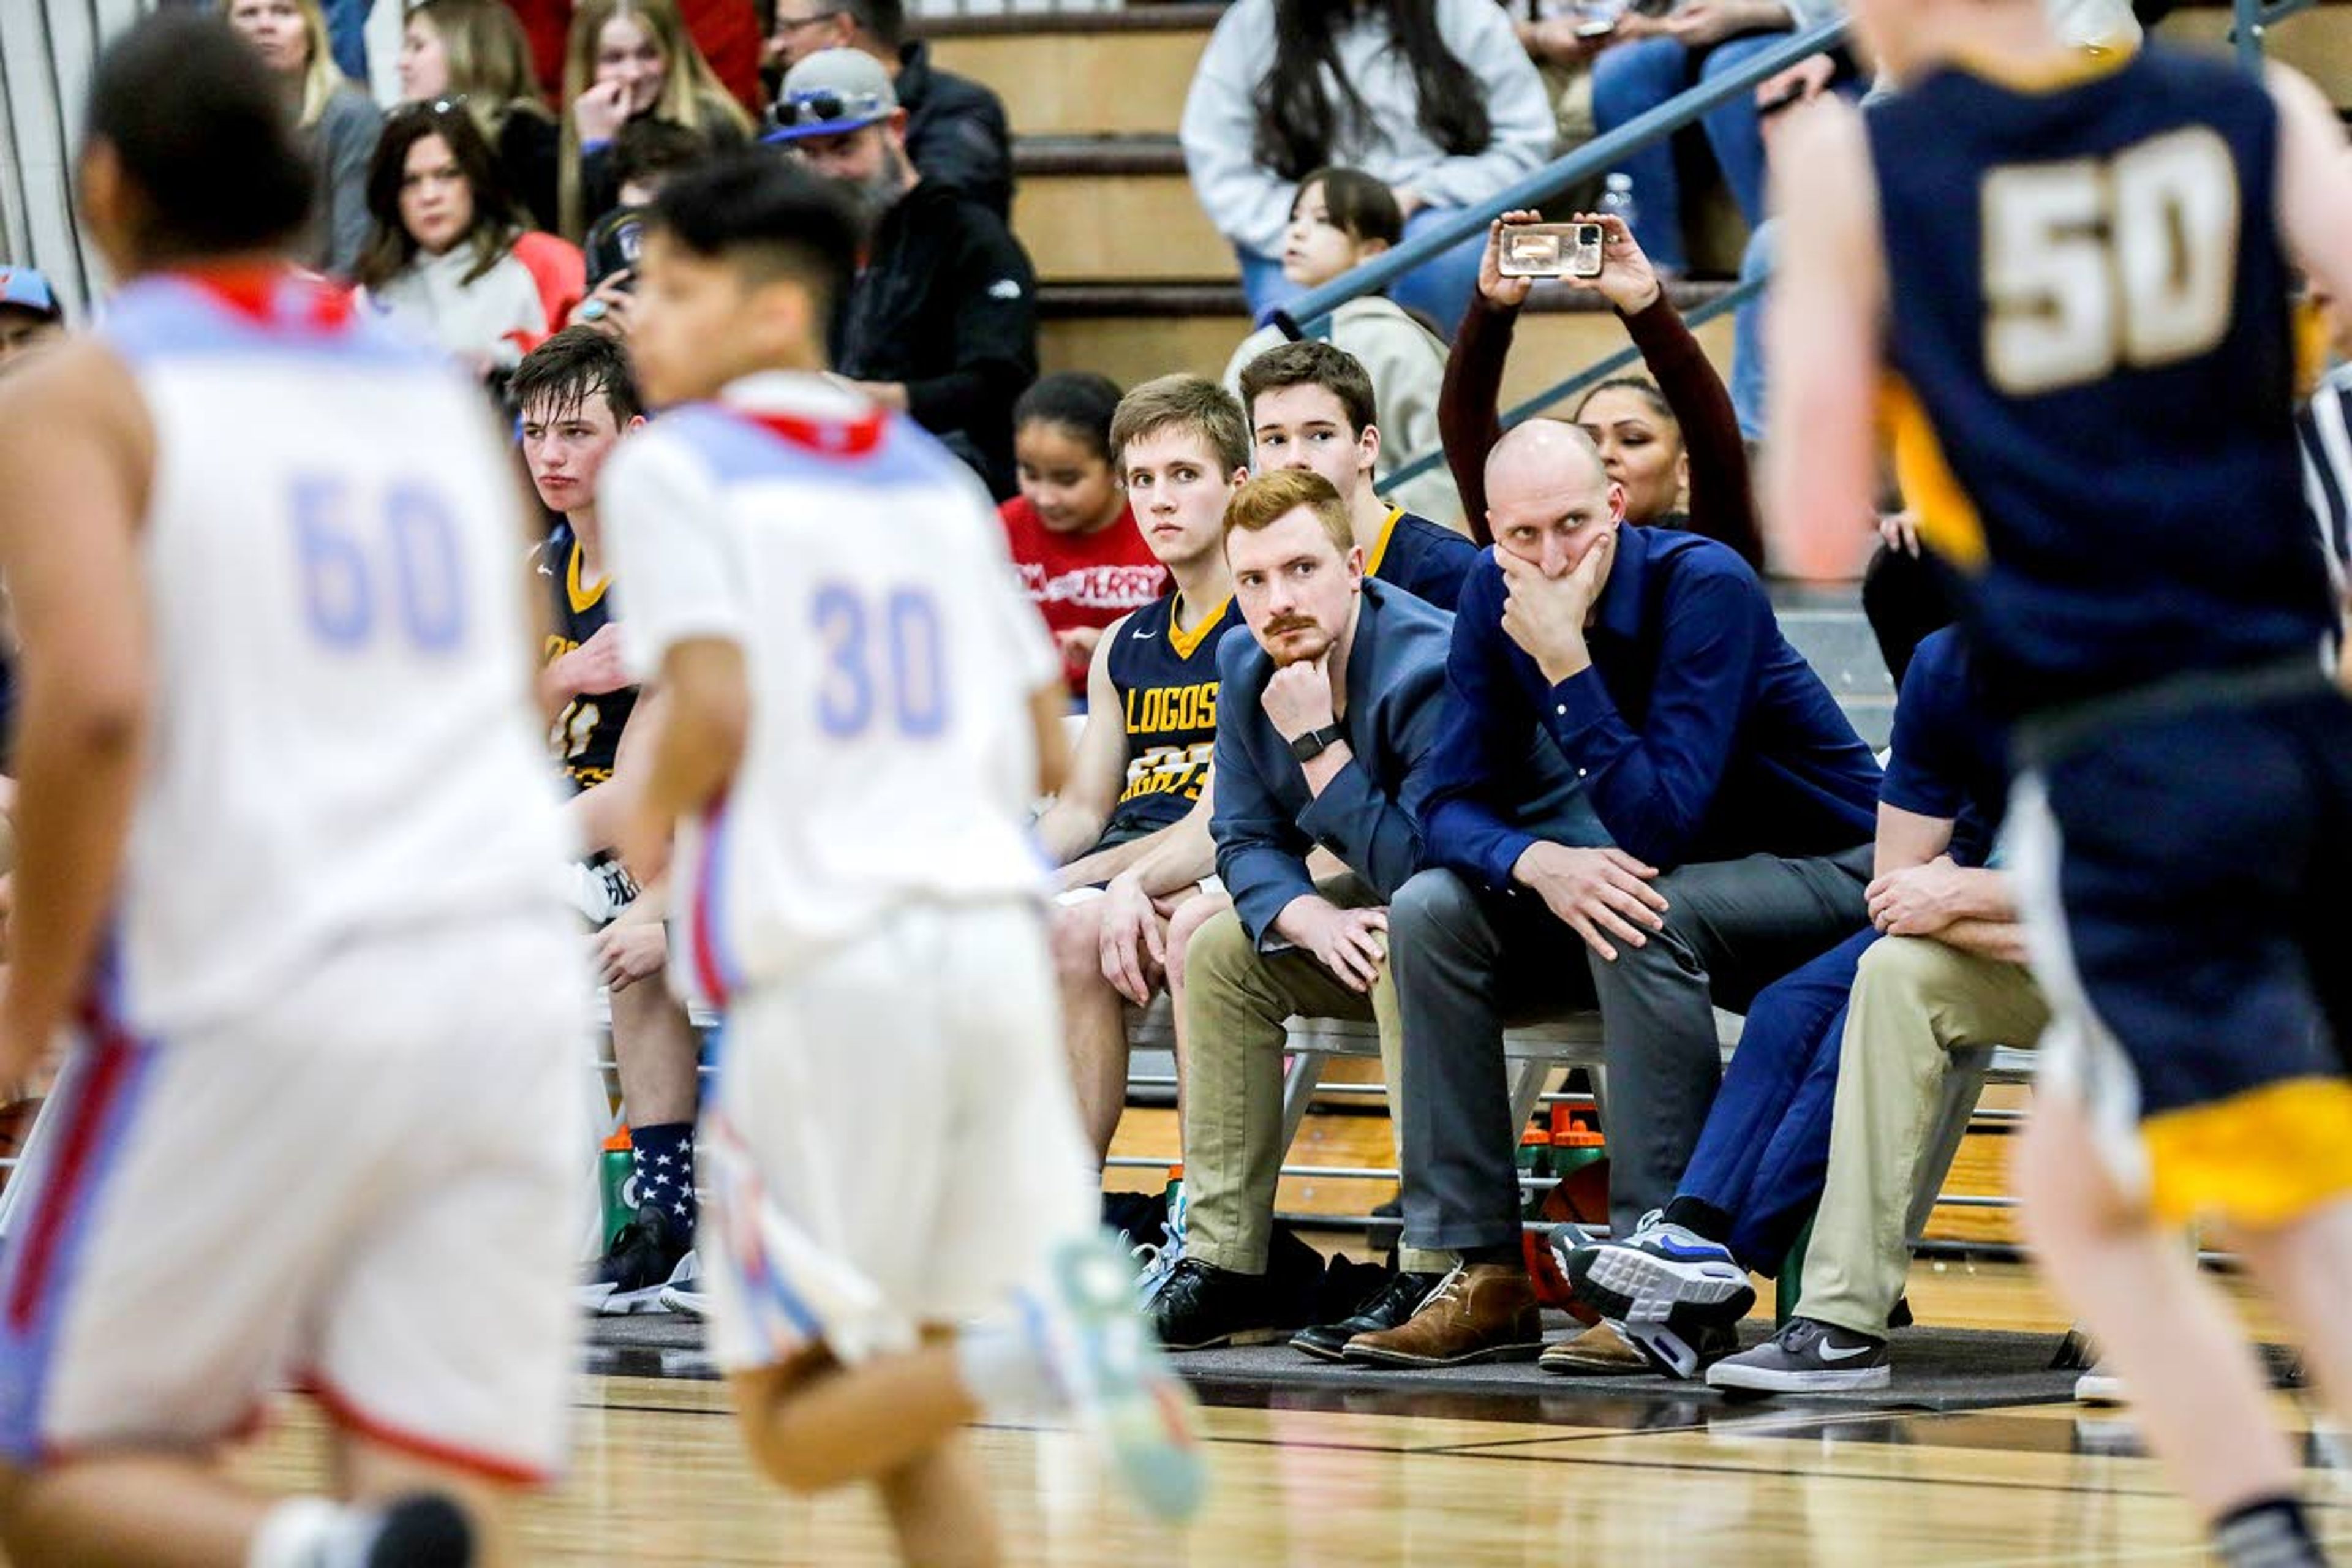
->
[1261,615,1321,638]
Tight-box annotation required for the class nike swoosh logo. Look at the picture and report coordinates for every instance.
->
[1656,1241,1728,1262]
[1817,1343,1875,1362]
[1131,630,1158,640]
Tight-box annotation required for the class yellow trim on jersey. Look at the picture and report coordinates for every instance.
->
[1948,40,2133,95]
[2143,1077,2352,1228]
[567,541,611,615]
[1167,591,1233,662]
[1363,507,1404,581]
[1879,375,1989,573]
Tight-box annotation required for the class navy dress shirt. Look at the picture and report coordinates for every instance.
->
[1420,527,1883,888]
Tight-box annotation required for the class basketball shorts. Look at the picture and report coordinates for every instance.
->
[2013,672,2352,1227]
[699,900,1098,1371]
[0,916,590,1480]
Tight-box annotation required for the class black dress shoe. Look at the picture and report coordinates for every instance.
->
[1291,1270,1448,1362]
[1147,1258,1315,1351]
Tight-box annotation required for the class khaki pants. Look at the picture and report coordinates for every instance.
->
[1180,878,1449,1276]
[1799,935,2051,1338]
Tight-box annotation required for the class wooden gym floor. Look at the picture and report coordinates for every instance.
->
[213,1258,2352,1566]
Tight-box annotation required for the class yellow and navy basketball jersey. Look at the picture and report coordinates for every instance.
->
[1103,589,1234,837]
[1368,507,1479,611]
[537,526,639,790]
[1868,47,2335,714]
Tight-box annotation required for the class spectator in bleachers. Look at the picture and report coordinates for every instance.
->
[1240,341,1478,609]
[573,120,714,340]
[1444,208,1765,567]
[0,270,64,374]
[764,0,1014,217]
[1033,377,1250,1162]
[1223,170,1463,529]
[772,48,1037,499]
[398,0,564,233]
[356,102,585,377]
[1560,625,2021,1381]
[1001,373,1168,701]
[227,0,382,277]
[1180,0,1553,339]
[510,328,704,1314]
[1346,418,1880,1371]
[1145,470,1468,1352]
[560,0,753,239]
[1587,0,1837,277]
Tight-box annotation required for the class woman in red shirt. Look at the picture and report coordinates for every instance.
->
[999,373,1168,701]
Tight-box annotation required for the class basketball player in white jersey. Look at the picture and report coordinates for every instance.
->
[600,150,1205,1563]
[0,16,584,1566]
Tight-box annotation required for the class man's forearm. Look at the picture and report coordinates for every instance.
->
[1932,918,2029,966]
[1055,828,1157,891]
[1118,809,1218,900]
[1945,867,2016,925]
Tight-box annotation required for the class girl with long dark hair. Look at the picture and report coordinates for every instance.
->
[1180,0,1553,337]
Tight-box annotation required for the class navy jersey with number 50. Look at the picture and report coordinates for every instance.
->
[1868,47,2335,714]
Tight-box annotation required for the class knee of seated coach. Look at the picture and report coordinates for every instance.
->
[1387,869,1477,946]
[1852,933,1979,1005]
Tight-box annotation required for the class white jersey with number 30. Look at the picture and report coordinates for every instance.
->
[97,273,571,1040]
[600,373,1055,1001]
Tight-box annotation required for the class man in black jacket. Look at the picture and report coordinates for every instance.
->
[766,0,1014,216]
[770,48,1038,498]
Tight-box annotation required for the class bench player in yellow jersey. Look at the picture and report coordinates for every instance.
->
[1766,4,2352,1562]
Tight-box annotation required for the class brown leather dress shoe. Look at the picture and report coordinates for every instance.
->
[1339,1264,1544,1368]
[1539,1319,1651,1376]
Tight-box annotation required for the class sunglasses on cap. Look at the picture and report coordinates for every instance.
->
[767,88,888,132]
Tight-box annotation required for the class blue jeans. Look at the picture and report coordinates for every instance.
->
[1238,205,1488,340]
[1589,31,1786,274]
[1674,925,1879,1272]
[1730,218,1776,442]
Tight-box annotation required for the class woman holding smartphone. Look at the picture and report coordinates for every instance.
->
[1439,208,1764,567]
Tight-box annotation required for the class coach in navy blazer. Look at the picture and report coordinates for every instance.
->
[1211,575,1452,944]
[1145,472,1474,1353]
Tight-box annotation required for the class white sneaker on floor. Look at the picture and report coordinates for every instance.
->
[2074,1360,2125,1406]
[654,1251,705,1316]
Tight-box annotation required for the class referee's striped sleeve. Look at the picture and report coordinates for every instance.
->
[2297,366,2352,598]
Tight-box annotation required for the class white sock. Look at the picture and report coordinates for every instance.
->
[247,1497,375,1568]
[954,1291,1065,1420]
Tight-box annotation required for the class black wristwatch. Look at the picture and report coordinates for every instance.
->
[1289,723,1348,762]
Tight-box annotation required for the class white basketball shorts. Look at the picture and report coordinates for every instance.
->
[700,899,1098,1371]
[0,916,590,1482]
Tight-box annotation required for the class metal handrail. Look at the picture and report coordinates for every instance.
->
[1374,273,1768,495]
[1271,15,1847,342]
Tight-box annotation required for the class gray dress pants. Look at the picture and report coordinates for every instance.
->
[1389,845,1872,1250]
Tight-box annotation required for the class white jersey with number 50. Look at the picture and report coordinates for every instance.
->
[96,272,571,1040]
[600,374,1055,1001]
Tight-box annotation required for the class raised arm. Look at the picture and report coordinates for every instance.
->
[1441,213,1538,541]
[1760,97,1885,582]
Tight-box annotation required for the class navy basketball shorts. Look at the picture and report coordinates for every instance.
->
[2011,676,2352,1228]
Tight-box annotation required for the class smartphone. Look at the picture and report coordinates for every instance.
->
[1497,222,1607,280]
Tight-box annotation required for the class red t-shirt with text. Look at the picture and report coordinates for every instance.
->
[998,496,1169,698]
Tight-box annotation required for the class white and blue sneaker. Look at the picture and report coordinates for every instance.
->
[1042,1234,1208,1523]
[1558,1212,1756,1378]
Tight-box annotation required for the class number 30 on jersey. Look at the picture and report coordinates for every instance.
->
[1981,126,2239,396]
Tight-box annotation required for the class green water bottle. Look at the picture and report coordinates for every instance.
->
[598,1128,639,1249]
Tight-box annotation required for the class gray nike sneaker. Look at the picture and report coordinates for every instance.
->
[1706,1316,1890,1394]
